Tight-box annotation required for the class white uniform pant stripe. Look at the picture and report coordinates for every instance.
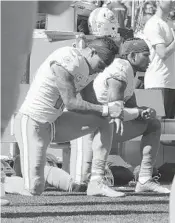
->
[75,137,83,183]
[21,115,30,190]
[51,123,55,141]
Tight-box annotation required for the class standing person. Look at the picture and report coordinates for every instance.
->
[143,0,175,118]
[142,1,156,26]
[135,1,156,38]
[81,38,170,194]
[14,37,126,197]
[104,0,127,28]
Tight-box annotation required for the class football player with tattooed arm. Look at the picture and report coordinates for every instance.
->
[81,38,170,196]
[10,37,127,197]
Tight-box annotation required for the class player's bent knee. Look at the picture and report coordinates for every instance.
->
[89,115,109,128]
[146,118,161,133]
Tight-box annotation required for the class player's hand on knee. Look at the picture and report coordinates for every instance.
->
[139,107,156,120]
[147,108,156,119]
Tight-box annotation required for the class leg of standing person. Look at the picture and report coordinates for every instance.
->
[1,1,38,134]
[1,1,38,206]
[160,88,175,146]
[163,88,175,119]
[171,91,175,118]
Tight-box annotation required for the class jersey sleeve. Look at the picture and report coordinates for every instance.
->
[50,47,80,76]
[105,59,129,85]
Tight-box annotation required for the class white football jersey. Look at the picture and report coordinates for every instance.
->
[20,47,95,123]
[93,58,137,104]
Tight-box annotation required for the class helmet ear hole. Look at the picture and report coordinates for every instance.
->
[72,43,76,48]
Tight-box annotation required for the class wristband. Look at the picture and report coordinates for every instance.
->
[102,105,109,117]
[136,108,144,120]
[136,108,140,119]
[108,100,124,109]
[108,100,124,119]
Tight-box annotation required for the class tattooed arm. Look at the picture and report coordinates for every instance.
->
[51,62,124,118]
[52,64,103,113]
[51,63,103,114]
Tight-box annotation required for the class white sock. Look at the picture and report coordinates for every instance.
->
[90,159,106,182]
[139,176,151,184]
[138,146,153,184]
[90,175,102,182]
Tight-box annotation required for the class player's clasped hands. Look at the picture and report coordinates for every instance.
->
[139,107,157,120]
